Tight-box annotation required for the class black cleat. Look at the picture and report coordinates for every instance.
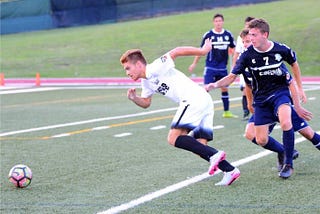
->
[293,149,299,160]
[279,164,293,179]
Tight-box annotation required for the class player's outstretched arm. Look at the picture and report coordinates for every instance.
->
[169,38,212,60]
[205,73,237,92]
[127,88,152,109]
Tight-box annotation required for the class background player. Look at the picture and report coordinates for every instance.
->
[232,16,255,120]
[189,13,236,118]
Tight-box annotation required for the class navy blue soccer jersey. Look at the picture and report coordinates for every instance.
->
[200,29,235,72]
[232,41,296,104]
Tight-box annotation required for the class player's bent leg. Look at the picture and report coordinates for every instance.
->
[167,128,188,146]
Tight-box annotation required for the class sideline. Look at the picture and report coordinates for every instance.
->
[97,136,310,214]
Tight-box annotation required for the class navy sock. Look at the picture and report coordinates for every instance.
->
[221,91,229,111]
[242,95,248,112]
[174,135,218,161]
[283,128,294,166]
[218,160,235,172]
[263,136,285,153]
[251,138,258,145]
[310,132,320,150]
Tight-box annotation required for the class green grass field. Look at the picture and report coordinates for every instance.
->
[1,0,320,78]
[1,86,320,213]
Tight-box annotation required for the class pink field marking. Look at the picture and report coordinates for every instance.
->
[1,76,320,87]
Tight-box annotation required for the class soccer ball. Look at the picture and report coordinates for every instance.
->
[8,164,32,188]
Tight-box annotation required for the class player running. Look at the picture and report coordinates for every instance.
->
[120,39,240,186]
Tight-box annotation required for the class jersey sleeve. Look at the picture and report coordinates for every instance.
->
[231,51,248,75]
[235,35,244,53]
[279,43,297,65]
[145,53,175,79]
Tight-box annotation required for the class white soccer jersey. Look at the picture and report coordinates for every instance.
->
[141,52,214,139]
[235,35,244,54]
[141,53,208,103]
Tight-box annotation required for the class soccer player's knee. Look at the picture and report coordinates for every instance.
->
[280,120,292,130]
[244,131,254,141]
[255,136,268,146]
[167,136,176,146]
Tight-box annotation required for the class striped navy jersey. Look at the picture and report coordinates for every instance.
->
[232,41,296,104]
[200,29,235,71]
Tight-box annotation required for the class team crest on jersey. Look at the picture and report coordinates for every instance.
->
[224,35,229,41]
[251,59,256,64]
[160,55,167,63]
[275,53,282,62]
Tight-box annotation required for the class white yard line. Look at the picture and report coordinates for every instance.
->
[0,87,62,94]
[0,98,241,137]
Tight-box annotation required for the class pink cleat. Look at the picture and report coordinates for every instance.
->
[208,151,226,175]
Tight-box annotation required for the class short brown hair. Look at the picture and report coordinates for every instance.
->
[248,18,270,35]
[240,28,249,39]
[244,16,255,23]
[213,13,224,21]
[120,49,147,65]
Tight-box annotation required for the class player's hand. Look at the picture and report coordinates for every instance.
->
[248,104,254,114]
[295,106,313,121]
[299,89,307,104]
[205,83,216,92]
[127,88,137,101]
[188,63,196,73]
[202,38,212,54]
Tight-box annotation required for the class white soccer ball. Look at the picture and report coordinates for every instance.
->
[8,164,32,188]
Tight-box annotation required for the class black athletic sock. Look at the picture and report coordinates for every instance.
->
[242,95,248,112]
[221,91,229,111]
[251,138,258,145]
[218,160,235,172]
[174,135,218,161]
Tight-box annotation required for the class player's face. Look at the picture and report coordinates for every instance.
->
[123,61,142,81]
[242,35,251,49]
[213,17,224,31]
[249,28,267,50]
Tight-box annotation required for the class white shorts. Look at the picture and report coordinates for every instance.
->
[171,94,214,140]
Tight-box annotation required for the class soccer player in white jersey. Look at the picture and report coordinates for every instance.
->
[120,39,240,186]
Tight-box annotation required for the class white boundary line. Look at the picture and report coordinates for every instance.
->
[0,98,241,137]
[97,136,310,214]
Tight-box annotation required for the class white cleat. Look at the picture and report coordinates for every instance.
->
[215,167,240,186]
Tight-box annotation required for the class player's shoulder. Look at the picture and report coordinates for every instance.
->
[272,41,292,51]
[224,29,234,37]
[241,45,255,56]
[202,30,213,38]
